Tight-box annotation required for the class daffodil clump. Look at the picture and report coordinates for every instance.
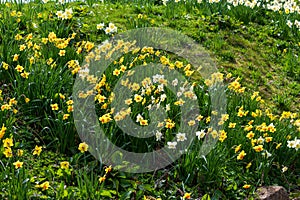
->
[0,0,299,199]
[76,34,299,197]
[76,40,226,153]
[163,0,300,36]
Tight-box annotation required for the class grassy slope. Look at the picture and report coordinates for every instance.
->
[0,1,299,199]
[76,2,300,112]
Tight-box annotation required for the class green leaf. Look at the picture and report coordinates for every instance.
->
[138,184,153,192]
[99,190,112,198]
[202,194,211,200]
[63,190,68,197]
[212,190,223,200]
[120,191,132,200]
[233,182,237,191]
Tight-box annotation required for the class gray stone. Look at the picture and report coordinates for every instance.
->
[256,186,289,200]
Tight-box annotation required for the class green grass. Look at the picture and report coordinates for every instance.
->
[0,0,299,199]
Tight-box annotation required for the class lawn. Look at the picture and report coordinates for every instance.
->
[0,0,299,199]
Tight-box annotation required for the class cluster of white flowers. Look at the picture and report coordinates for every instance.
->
[167,129,208,149]
[155,130,163,141]
[176,132,187,142]
[162,0,168,6]
[287,20,300,29]
[226,0,300,31]
[56,8,73,20]
[167,141,177,149]
[287,137,300,151]
[282,166,288,173]
[167,133,187,149]
[152,74,165,84]
[97,22,118,35]
[226,0,260,9]
[196,129,206,140]
[78,64,89,79]
[267,0,300,14]
[163,0,300,31]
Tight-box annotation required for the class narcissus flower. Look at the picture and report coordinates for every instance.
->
[17,149,24,157]
[246,162,252,169]
[58,50,66,56]
[3,147,13,158]
[78,142,88,153]
[221,114,229,121]
[219,130,227,142]
[104,165,112,173]
[196,130,206,139]
[51,103,59,111]
[196,115,204,121]
[262,150,272,158]
[139,119,148,126]
[9,98,17,105]
[176,133,187,142]
[244,125,253,131]
[134,94,143,103]
[33,145,42,156]
[246,131,255,139]
[67,105,73,112]
[174,98,185,106]
[237,150,246,160]
[282,166,288,173]
[97,23,105,30]
[1,104,12,111]
[60,161,70,169]
[265,137,273,143]
[13,54,19,61]
[21,71,30,79]
[15,34,23,40]
[154,128,163,140]
[113,69,120,76]
[167,141,177,149]
[15,65,24,72]
[188,120,196,126]
[211,130,218,139]
[3,138,13,148]
[99,113,112,124]
[19,44,26,51]
[243,184,251,189]
[124,98,133,105]
[165,120,175,129]
[228,122,236,128]
[39,181,50,191]
[253,145,264,152]
[183,193,191,199]
[228,78,241,91]
[0,124,7,139]
[63,114,70,120]
[206,116,211,123]
[13,160,24,169]
[234,144,241,153]
[66,100,73,105]
[99,176,106,183]
[2,62,9,70]
[276,143,282,149]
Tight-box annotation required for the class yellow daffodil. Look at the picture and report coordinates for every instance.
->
[78,142,88,153]
[13,160,24,169]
